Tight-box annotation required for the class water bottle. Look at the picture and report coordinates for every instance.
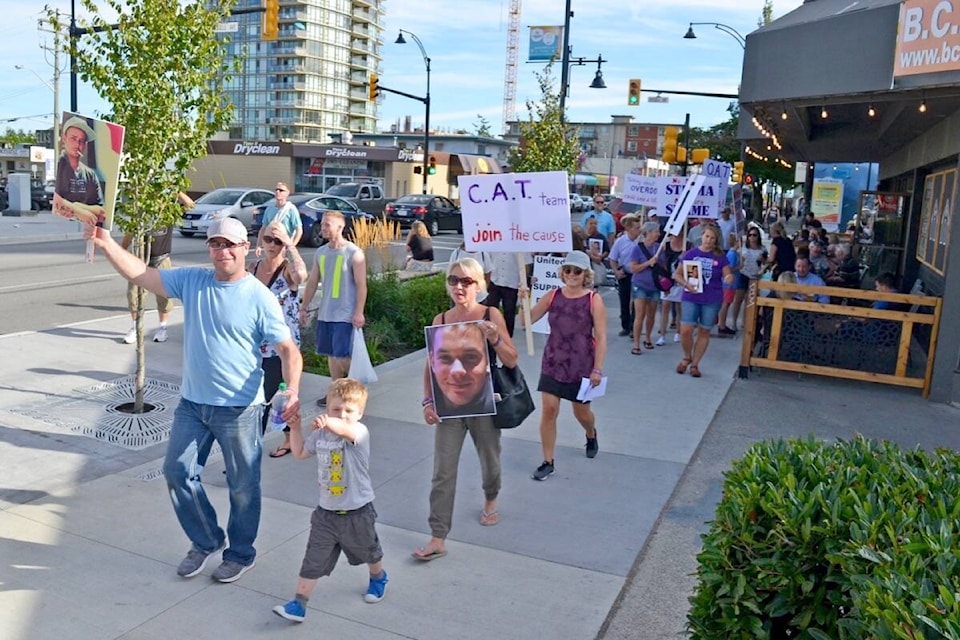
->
[270,383,288,431]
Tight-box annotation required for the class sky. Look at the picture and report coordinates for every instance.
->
[0,0,804,140]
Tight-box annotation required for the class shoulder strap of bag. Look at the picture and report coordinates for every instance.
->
[267,261,287,289]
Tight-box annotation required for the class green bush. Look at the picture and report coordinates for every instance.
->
[688,436,960,640]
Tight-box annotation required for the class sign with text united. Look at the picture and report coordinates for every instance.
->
[458,171,573,253]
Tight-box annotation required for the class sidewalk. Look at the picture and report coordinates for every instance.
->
[0,210,87,245]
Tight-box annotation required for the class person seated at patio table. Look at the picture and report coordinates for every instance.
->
[807,241,834,280]
[826,244,860,288]
[792,256,830,303]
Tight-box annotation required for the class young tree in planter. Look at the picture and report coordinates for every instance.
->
[50,0,235,412]
[507,65,580,174]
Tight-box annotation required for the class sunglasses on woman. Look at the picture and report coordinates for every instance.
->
[446,275,478,288]
[261,236,284,246]
[562,266,584,275]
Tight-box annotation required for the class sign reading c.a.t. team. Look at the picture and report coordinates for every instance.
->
[458,171,573,252]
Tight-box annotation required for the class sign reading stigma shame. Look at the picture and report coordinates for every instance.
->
[458,171,573,252]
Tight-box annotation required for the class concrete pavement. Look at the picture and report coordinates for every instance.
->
[2,214,957,640]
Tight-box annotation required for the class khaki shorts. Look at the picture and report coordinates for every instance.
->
[127,256,173,314]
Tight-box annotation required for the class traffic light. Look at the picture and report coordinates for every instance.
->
[368,74,379,101]
[413,166,422,174]
[744,174,754,185]
[262,0,279,41]
[427,156,437,175]
[677,145,687,164]
[691,148,710,164]
[732,161,744,183]
[661,126,678,163]
[627,78,641,106]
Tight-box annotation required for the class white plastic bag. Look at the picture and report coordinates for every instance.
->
[348,327,378,384]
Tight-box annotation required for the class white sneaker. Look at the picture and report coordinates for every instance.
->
[152,326,168,343]
[123,327,136,344]
[673,333,681,343]
[655,335,665,346]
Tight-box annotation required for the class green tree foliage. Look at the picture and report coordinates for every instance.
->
[507,65,580,174]
[0,128,37,147]
[759,0,774,26]
[473,114,492,138]
[49,0,236,410]
[51,0,236,237]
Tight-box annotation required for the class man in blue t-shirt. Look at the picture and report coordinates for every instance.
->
[580,196,616,246]
[84,216,303,584]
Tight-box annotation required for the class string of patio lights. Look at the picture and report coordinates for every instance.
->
[747,112,792,169]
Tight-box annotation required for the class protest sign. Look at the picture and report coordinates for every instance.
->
[458,171,573,253]
[662,174,707,237]
[621,173,659,207]
[656,175,721,221]
[530,254,564,334]
[702,159,731,212]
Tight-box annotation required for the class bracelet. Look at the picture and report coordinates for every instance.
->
[491,335,502,347]
[591,368,603,376]
[422,397,434,407]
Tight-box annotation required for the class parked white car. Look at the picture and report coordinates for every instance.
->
[178,187,274,237]
[569,193,584,212]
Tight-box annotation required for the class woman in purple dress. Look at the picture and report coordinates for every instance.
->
[674,223,734,378]
[527,250,607,481]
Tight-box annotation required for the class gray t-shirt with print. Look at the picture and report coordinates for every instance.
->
[304,422,374,511]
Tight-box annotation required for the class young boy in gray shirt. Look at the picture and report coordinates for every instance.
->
[272,378,387,623]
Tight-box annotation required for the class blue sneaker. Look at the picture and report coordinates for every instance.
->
[364,570,388,603]
[273,599,306,622]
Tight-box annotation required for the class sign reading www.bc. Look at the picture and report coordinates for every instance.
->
[895,0,960,77]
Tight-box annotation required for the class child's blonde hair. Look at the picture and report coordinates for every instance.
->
[327,378,369,412]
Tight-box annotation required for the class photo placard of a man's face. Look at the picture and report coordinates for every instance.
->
[426,322,496,419]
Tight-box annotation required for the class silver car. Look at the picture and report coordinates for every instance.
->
[179,187,274,237]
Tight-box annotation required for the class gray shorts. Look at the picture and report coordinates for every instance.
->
[299,503,383,579]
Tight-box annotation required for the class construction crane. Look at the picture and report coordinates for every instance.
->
[502,0,521,135]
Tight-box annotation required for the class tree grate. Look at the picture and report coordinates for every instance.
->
[5,376,181,451]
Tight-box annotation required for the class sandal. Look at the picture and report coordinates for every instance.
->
[676,358,691,374]
[643,341,654,349]
[480,510,500,526]
[269,445,291,458]
[631,347,643,355]
[412,547,447,562]
[689,365,702,378]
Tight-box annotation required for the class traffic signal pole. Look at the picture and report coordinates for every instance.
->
[681,112,690,177]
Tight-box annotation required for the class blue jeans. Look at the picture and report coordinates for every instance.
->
[163,399,263,566]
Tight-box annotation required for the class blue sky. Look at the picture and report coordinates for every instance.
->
[1,0,803,138]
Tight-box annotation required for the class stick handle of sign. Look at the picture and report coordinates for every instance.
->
[517,252,534,355]
[663,174,706,237]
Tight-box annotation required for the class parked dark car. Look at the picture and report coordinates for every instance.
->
[252,193,374,247]
[384,194,461,235]
[31,180,52,211]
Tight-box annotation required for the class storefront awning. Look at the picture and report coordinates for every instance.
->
[571,173,598,187]
[450,154,502,175]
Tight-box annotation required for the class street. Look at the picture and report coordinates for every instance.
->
[0,231,466,336]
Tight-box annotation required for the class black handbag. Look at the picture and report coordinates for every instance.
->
[491,363,535,429]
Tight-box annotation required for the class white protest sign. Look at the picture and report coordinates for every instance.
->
[458,171,573,253]
[621,173,659,206]
[663,174,706,237]
[702,159,731,211]
[530,255,564,334]
[656,175,721,220]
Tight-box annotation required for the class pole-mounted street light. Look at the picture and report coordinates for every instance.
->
[15,64,61,172]
[558,0,607,122]
[683,22,746,49]
[395,29,431,194]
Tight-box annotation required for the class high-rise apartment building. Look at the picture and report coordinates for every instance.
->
[217,0,384,143]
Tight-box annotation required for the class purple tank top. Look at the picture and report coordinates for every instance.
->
[542,289,596,383]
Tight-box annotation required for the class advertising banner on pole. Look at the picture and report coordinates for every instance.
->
[528,26,563,62]
[811,177,844,229]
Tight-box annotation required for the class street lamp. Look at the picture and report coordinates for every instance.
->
[558,0,607,121]
[15,64,61,171]
[395,29,431,194]
[683,22,746,49]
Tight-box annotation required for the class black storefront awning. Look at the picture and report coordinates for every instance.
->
[736,0,960,162]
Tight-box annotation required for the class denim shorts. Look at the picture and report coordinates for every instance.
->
[631,285,660,300]
[315,321,353,358]
[681,300,721,328]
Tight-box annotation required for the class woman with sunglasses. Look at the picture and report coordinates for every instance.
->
[250,221,308,453]
[527,250,607,481]
[416,258,518,560]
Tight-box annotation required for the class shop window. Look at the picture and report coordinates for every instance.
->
[917,168,955,275]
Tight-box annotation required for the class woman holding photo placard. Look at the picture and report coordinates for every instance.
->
[673,223,734,378]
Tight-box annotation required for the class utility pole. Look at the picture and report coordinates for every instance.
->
[38,12,66,174]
